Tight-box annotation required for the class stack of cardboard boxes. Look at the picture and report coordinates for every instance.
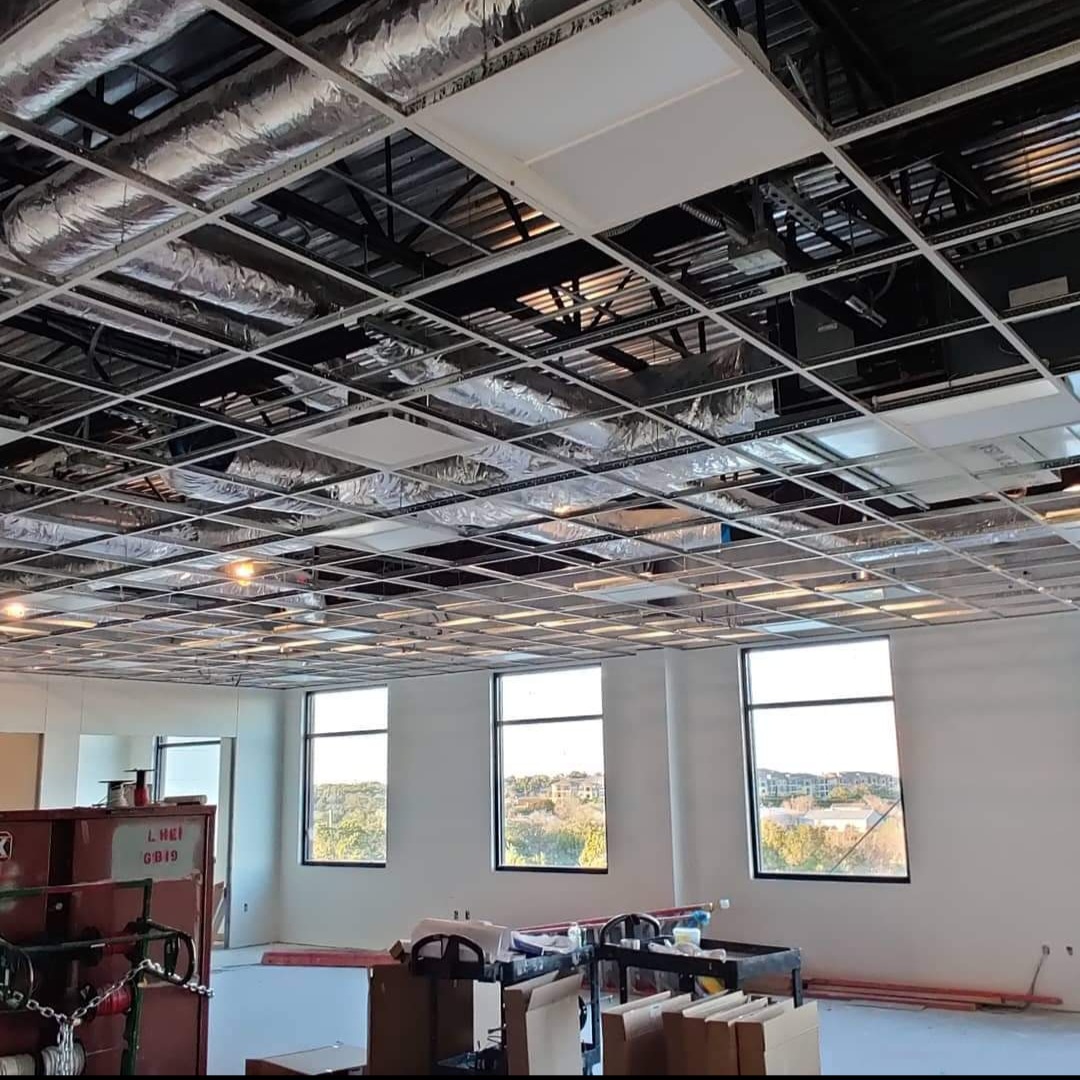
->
[603,990,820,1076]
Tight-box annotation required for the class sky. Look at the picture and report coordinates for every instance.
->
[306,642,899,784]
[501,718,605,778]
[312,733,389,784]
[747,640,901,776]
[751,702,901,775]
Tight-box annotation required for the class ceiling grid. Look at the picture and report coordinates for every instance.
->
[0,0,1079,684]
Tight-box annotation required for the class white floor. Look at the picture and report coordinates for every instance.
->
[208,948,369,1076]
[207,948,1080,1075]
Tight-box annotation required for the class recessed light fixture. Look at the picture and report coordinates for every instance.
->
[2,602,27,619]
[229,561,256,582]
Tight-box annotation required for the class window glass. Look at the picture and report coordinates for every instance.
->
[743,641,908,880]
[495,667,607,871]
[304,688,389,865]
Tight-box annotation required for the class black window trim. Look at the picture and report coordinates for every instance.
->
[302,687,389,869]
[153,736,222,801]
[741,637,911,885]
[492,664,609,876]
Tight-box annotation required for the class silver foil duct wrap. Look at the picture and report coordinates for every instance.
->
[371,332,775,453]
[2,0,575,277]
[0,0,204,119]
[122,227,362,329]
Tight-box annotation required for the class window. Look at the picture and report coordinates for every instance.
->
[742,639,909,882]
[303,687,389,866]
[494,666,607,872]
[154,735,229,875]
[156,736,222,807]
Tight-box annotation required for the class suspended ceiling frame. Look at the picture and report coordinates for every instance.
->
[1,0,1080,683]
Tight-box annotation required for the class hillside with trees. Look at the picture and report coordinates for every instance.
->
[502,771,607,869]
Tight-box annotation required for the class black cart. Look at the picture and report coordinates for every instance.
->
[409,933,601,1075]
[593,913,802,1006]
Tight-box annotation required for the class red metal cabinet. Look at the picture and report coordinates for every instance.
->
[0,806,215,1075]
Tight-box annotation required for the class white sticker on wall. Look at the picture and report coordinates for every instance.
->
[111,819,204,881]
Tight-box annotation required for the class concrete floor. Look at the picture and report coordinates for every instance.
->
[208,948,1080,1075]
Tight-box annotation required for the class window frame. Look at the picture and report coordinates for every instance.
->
[741,637,911,885]
[154,736,222,801]
[302,687,390,869]
[492,664,609,876]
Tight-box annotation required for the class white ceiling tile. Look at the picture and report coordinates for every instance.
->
[808,419,912,459]
[885,381,1080,448]
[422,0,739,166]
[291,416,476,468]
[311,518,459,552]
[419,0,821,232]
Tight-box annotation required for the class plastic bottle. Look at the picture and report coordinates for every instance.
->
[566,922,583,951]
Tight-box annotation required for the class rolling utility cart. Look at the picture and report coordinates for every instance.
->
[594,913,803,1005]
[409,933,601,1075]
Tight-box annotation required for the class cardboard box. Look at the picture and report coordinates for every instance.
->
[602,991,675,1075]
[367,963,478,1075]
[735,1001,820,1076]
[662,992,742,1075]
[674,993,752,1076]
[504,972,583,1075]
[702,999,784,1075]
[659,995,703,1075]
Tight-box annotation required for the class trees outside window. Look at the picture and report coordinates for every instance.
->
[495,667,608,872]
[303,687,388,866]
[743,639,909,882]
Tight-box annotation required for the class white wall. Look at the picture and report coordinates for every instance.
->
[278,652,677,947]
[675,614,1080,1008]
[276,612,1080,1008]
[0,674,284,948]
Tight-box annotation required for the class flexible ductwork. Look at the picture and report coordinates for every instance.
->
[197,436,558,518]
[0,497,324,609]
[0,238,217,351]
[363,331,774,452]
[0,0,204,119]
[1,0,580,285]
[120,226,363,329]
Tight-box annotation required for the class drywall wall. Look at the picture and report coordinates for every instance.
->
[0,674,284,948]
[231,690,284,947]
[277,612,1080,1006]
[278,652,677,947]
[74,733,134,805]
[674,613,1080,1008]
[0,733,41,809]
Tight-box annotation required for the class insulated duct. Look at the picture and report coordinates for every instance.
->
[0,238,218,350]
[1,0,582,294]
[0,0,204,119]
[0,493,324,608]
[364,331,774,452]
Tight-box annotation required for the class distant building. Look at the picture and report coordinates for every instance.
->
[550,775,605,803]
[802,805,883,833]
[757,769,899,801]
[759,807,802,828]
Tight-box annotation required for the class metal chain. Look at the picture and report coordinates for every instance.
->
[15,958,213,1076]
[142,958,214,998]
